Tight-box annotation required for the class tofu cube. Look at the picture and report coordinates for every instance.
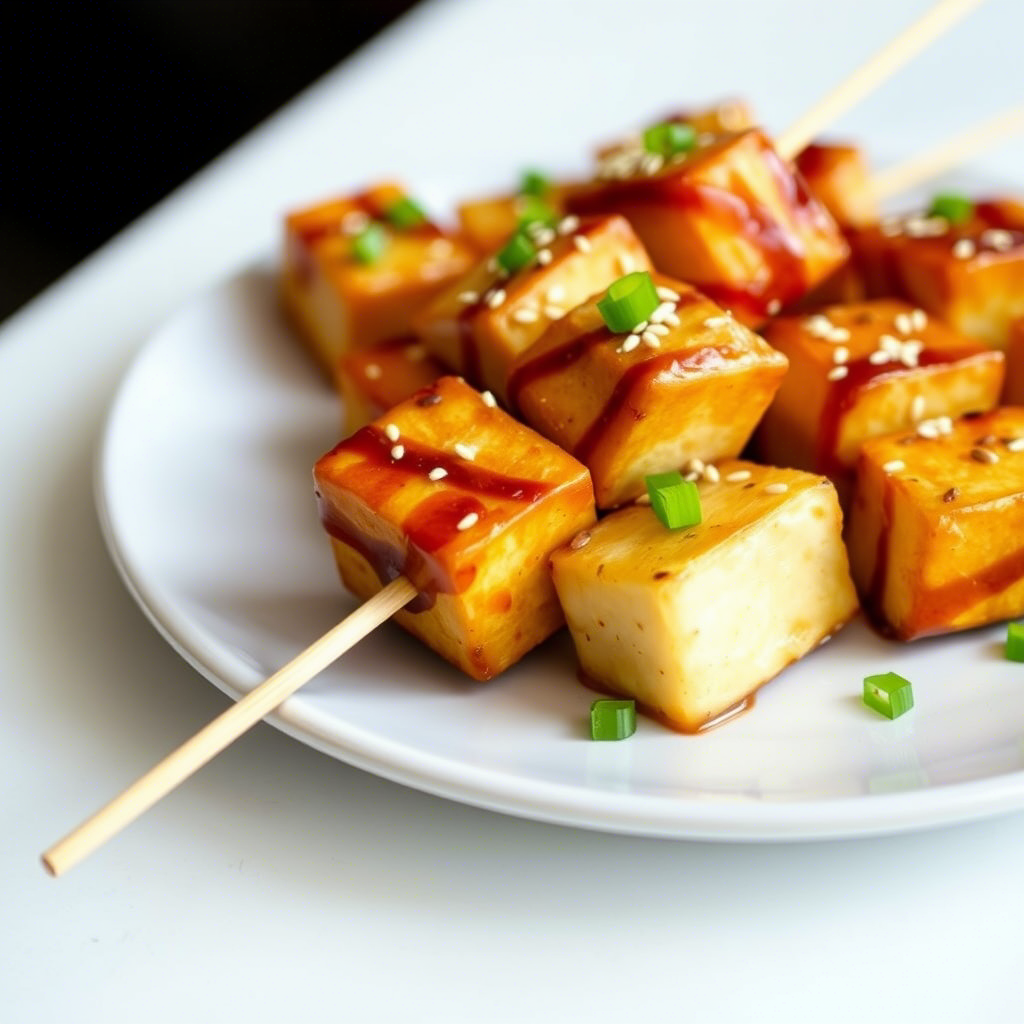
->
[567,129,849,324]
[313,376,596,680]
[509,274,788,508]
[457,182,578,254]
[413,214,651,403]
[336,337,449,435]
[282,183,476,373]
[758,300,1005,501]
[1006,319,1024,403]
[793,141,877,229]
[847,408,1024,639]
[849,199,1024,347]
[550,461,858,732]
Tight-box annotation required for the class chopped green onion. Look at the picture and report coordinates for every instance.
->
[645,471,702,530]
[351,222,389,265]
[1007,622,1024,662]
[496,230,537,274]
[516,194,557,229]
[643,121,697,158]
[597,271,660,333]
[863,672,914,720]
[386,195,428,230]
[590,699,637,741]
[927,193,974,225]
[520,169,551,197]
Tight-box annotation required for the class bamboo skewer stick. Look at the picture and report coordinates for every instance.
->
[776,0,987,160]
[871,104,1024,201]
[42,576,417,876]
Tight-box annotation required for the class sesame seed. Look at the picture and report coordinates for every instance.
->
[537,248,553,265]
[910,309,928,331]
[456,512,479,531]
[364,363,382,380]
[971,446,999,464]
[486,288,507,309]
[879,333,901,352]
[426,238,453,258]
[911,395,926,421]
[805,314,833,338]
[641,331,661,348]
[766,299,782,315]
[703,464,720,483]
[341,209,370,235]
[458,290,480,305]
[953,238,976,260]
[641,152,664,176]
[569,530,592,550]
[894,313,913,335]
[454,442,477,461]
[428,467,448,481]
[620,334,640,353]
[943,487,959,502]
[558,215,580,235]
[663,313,681,327]
[416,392,442,407]
[685,457,705,473]
[869,350,892,365]
[1007,437,1024,452]
[880,216,904,237]
[573,235,592,254]
[633,320,649,333]
[481,390,497,408]
[617,252,636,274]
[827,327,850,343]
[648,323,670,336]
[512,307,539,324]
[545,284,566,303]
[905,215,948,238]
[883,459,906,474]
[683,471,700,482]
[725,469,752,482]
[635,493,652,505]
[390,444,405,460]
[656,286,681,302]
[384,423,401,442]
[543,304,565,320]
[917,421,939,439]
[531,226,556,247]
[764,482,789,495]
[704,316,731,328]
[827,365,849,381]
[833,346,849,365]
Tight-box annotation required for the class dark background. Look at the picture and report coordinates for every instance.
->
[0,0,419,324]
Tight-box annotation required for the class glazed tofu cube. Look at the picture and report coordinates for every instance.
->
[550,461,858,732]
[509,274,787,508]
[567,129,849,324]
[413,214,651,403]
[849,198,1024,347]
[457,182,578,254]
[758,300,1005,501]
[847,408,1024,639]
[314,376,596,680]
[793,141,877,229]
[336,337,448,434]
[281,183,476,374]
[1006,319,1024,403]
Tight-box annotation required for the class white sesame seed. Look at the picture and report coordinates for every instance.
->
[827,327,851,343]
[1007,437,1024,452]
[982,228,1015,251]
[683,471,700,482]
[663,313,681,327]
[456,512,479,531]
[767,299,782,315]
[341,209,370,236]
[557,215,580,235]
[569,530,591,550]
[894,313,913,335]
[648,323,670,336]
[656,286,681,302]
[428,467,448,481]
[641,152,664,176]
[833,346,849,365]
[543,304,565,320]
[531,226,556,247]
[454,442,477,461]
[573,235,592,254]
[641,330,661,348]
[725,469,752,482]
[384,423,401,442]
[486,288,507,309]
[869,350,892,365]
[545,284,566,304]
[481,390,497,408]
[458,290,480,305]
[764,482,789,495]
[911,395,926,421]
[827,365,849,381]
[537,248,553,265]
[704,316,731,328]
[364,363,382,380]
[703,464,720,483]
[633,321,649,333]
[512,307,539,324]
[883,459,906,474]
[684,457,705,473]
[916,421,940,439]
[635,493,652,505]
[880,216,904,237]
[620,334,640,353]
[953,238,976,260]
[617,252,636,274]
[910,309,928,332]
[390,444,405,460]
[805,314,833,338]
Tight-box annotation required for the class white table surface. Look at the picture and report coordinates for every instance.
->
[5,1,1024,1020]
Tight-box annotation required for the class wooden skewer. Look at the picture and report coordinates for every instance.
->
[42,576,416,876]
[871,104,1024,201]
[776,0,987,160]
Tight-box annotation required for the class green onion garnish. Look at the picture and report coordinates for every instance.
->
[351,222,389,265]
[496,230,537,275]
[386,196,428,230]
[1007,622,1024,662]
[590,699,637,741]
[520,169,552,197]
[516,194,557,229]
[645,471,702,530]
[597,271,660,333]
[863,672,914,720]
[927,193,974,225]
[643,121,697,158]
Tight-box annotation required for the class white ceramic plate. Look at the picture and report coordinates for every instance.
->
[96,259,1024,840]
